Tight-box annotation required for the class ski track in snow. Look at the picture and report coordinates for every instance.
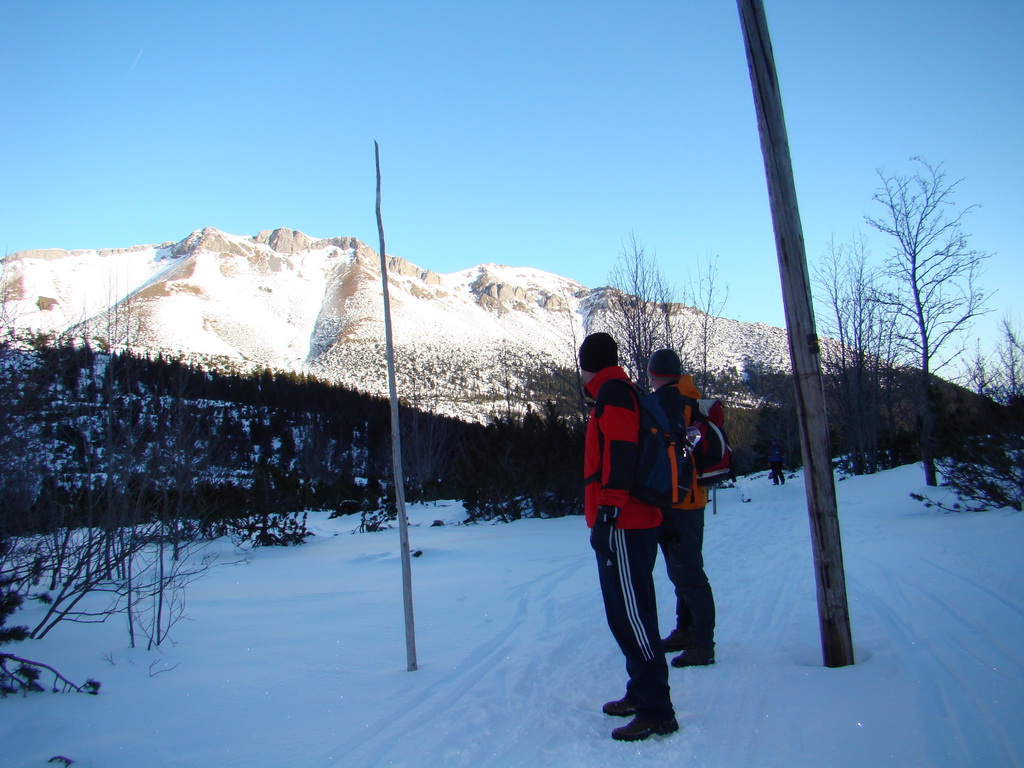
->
[324,554,593,766]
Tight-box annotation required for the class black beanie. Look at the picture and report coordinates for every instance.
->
[648,348,682,378]
[579,332,618,373]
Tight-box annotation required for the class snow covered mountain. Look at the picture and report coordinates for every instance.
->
[2,227,791,419]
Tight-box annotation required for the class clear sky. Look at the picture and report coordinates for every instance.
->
[2,0,1021,349]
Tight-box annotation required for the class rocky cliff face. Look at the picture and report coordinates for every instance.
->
[2,227,792,420]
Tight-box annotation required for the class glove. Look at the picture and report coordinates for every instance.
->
[598,505,620,525]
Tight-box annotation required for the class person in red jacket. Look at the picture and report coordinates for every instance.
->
[579,332,678,742]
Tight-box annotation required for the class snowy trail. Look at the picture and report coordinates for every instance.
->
[690,481,821,767]
[3,467,1023,768]
[323,549,594,767]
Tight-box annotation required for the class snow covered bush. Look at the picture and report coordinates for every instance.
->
[934,317,1024,512]
[937,408,1024,512]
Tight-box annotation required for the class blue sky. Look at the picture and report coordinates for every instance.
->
[2,0,1021,347]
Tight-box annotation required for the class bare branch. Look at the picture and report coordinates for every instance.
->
[603,232,677,389]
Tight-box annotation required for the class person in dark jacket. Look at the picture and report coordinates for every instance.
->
[579,332,678,742]
[769,441,786,485]
[647,349,717,668]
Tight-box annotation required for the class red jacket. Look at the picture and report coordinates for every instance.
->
[583,366,662,529]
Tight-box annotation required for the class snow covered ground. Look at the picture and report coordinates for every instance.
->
[3,464,1022,767]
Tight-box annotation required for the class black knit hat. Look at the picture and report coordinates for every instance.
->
[648,348,682,378]
[579,332,618,373]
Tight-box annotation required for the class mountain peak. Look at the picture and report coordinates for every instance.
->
[171,227,252,258]
[254,228,315,254]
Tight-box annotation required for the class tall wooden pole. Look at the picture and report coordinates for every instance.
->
[736,0,854,667]
[375,140,418,672]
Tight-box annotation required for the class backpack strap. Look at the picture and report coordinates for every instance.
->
[592,377,642,480]
[599,376,641,406]
[677,394,702,428]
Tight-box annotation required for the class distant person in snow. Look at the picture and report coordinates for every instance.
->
[646,348,717,669]
[769,441,786,485]
[578,332,678,742]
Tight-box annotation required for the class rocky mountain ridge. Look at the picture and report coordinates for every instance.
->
[2,227,792,420]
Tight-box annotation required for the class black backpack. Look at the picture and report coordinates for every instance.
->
[606,380,695,507]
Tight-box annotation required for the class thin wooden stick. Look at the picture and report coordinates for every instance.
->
[375,141,418,672]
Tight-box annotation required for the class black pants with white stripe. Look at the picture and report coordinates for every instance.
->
[591,522,674,722]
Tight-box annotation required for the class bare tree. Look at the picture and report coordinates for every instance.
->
[28,520,151,640]
[689,253,730,396]
[604,233,676,390]
[995,315,1024,401]
[814,234,898,473]
[866,157,993,486]
[544,285,590,422]
[964,314,1024,404]
[131,358,219,648]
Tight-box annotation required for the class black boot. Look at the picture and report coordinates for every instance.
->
[661,627,693,653]
[671,645,715,667]
[602,696,637,717]
[611,715,680,741]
